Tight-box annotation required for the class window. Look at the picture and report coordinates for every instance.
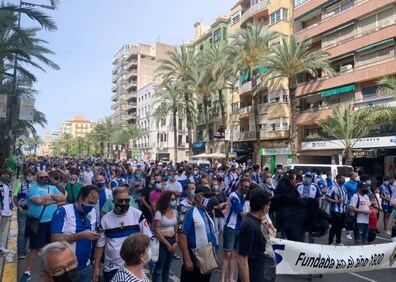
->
[232,12,241,25]
[161,118,166,126]
[270,8,288,25]
[223,27,227,40]
[232,102,240,113]
[295,0,308,6]
[362,85,378,97]
[358,45,395,66]
[214,29,221,43]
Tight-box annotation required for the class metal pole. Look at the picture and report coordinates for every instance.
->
[4,0,22,161]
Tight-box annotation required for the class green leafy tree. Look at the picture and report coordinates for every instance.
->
[230,23,278,163]
[261,35,335,160]
[153,82,195,163]
[91,117,121,158]
[377,76,396,95]
[156,45,197,156]
[113,124,144,159]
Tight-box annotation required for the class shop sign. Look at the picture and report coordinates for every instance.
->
[228,152,237,158]
[260,147,291,156]
[352,150,369,157]
[302,136,396,151]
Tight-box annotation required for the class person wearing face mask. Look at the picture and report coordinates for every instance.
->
[111,234,151,282]
[13,169,35,260]
[93,186,152,282]
[150,175,165,212]
[325,175,348,246]
[271,168,284,188]
[379,176,393,236]
[65,175,84,204]
[192,167,201,185]
[82,166,94,186]
[211,180,227,238]
[51,185,100,282]
[221,178,250,282]
[95,175,112,212]
[349,182,373,245]
[140,176,155,226]
[295,172,322,201]
[179,182,196,214]
[344,172,359,240]
[165,171,183,197]
[20,171,66,282]
[237,188,274,282]
[261,172,275,195]
[179,186,217,282]
[152,192,179,282]
[40,241,80,282]
[100,184,137,218]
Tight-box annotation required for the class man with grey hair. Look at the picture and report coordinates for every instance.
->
[40,241,79,282]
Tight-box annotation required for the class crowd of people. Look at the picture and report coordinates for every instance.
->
[0,156,395,282]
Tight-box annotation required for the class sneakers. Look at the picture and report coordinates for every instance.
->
[19,273,31,282]
[336,243,344,246]
[384,230,392,236]
[18,255,26,260]
[346,231,353,240]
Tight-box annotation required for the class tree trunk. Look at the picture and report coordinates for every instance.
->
[289,78,299,163]
[203,96,210,154]
[344,147,353,165]
[173,108,178,163]
[218,89,228,163]
[251,70,260,165]
[184,91,193,158]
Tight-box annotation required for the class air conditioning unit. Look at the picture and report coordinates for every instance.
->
[340,64,353,72]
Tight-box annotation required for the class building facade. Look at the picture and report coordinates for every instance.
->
[60,115,95,138]
[111,43,174,126]
[293,0,396,177]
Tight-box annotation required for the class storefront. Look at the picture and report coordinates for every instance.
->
[260,147,292,173]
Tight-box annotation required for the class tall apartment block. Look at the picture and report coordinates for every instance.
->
[111,43,174,126]
[293,0,396,176]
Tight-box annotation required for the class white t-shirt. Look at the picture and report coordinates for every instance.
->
[164,181,182,194]
[349,193,371,224]
[154,209,178,232]
[83,171,94,185]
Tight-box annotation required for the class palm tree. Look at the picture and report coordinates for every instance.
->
[59,132,73,155]
[156,45,197,156]
[113,124,144,159]
[153,82,195,163]
[261,35,335,160]
[377,76,396,95]
[230,23,278,163]
[28,134,42,155]
[91,117,121,158]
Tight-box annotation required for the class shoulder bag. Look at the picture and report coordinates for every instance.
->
[345,195,360,231]
[25,186,49,237]
[192,208,219,274]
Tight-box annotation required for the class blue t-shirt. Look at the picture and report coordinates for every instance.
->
[27,184,62,223]
[344,181,358,201]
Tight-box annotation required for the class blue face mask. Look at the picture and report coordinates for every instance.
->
[150,180,156,185]
[81,202,95,214]
[168,176,173,182]
[155,183,162,190]
[97,182,105,189]
[366,180,372,186]
[190,190,196,198]
[170,200,177,207]
[212,185,219,191]
[304,178,312,185]
[135,174,141,179]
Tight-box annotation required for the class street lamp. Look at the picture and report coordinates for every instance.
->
[4,0,55,161]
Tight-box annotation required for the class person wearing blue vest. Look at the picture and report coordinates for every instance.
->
[51,185,100,282]
[13,169,35,260]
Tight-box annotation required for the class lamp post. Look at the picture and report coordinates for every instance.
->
[4,0,55,161]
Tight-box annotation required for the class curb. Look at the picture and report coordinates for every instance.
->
[1,209,18,282]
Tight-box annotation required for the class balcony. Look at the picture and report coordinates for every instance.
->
[296,56,396,97]
[111,92,119,101]
[295,0,394,41]
[296,108,335,125]
[294,0,328,20]
[267,103,289,119]
[124,114,137,123]
[125,102,137,112]
[239,129,289,141]
[126,69,138,81]
[112,65,119,75]
[241,0,269,25]
[324,23,396,59]
[239,105,253,117]
[240,81,252,95]
[125,81,137,91]
[111,84,118,93]
[126,59,138,71]
[111,102,119,110]
[178,143,186,148]
[126,46,138,60]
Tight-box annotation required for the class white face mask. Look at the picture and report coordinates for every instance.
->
[266,178,272,185]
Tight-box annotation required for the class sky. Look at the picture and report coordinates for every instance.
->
[18,0,236,138]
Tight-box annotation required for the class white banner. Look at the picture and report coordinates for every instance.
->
[0,94,7,118]
[272,238,396,275]
[19,96,35,121]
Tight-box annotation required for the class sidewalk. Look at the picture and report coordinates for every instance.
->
[0,210,18,282]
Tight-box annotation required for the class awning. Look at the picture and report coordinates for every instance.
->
[321,84,355,97]
[239,70,250,84]
[323,21,355,37]
[295,0,339,22]
[258,66,267,75]
[330,52,354,62]
[356,38,395,53]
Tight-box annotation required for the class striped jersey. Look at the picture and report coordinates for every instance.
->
[326,181,348,213]
[51,204,96,270]
[111,267,149,282]
[97,207,152,272]
[224,191,245,230]
[296,183,322,199]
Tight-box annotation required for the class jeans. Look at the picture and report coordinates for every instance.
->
[79,264,93,282]
[328,211,346,244]
[180,264,211,282]
[104,269,118,282]
[354,223,369,244]
[214,216,224,235]
[153,236,176,282]
[17,209,28,257]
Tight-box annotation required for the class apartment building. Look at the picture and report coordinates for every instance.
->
[41,130,61,155]
[293,0,396,176]
[232,0,294,167]
[111,43,174,126]
[135,83,189,162]
[60,115,95,138]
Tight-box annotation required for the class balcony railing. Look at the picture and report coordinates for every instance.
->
[125,81,137,91]
[111,92,119,101]
[240,81,252,94]
[125,59,138,70]
[239,129,290,141]
[111,84,118,92]
[241,0,269,24]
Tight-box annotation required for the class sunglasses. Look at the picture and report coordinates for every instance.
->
[116,198,131,204]
[38,176,49,180]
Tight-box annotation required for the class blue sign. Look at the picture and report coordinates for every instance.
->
[192,142,206,148]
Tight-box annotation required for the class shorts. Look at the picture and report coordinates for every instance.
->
[354,223,369,244]
[367,229,377,243]
[28,221,51,249]
[382,205,393,214]
[223,226,240,251]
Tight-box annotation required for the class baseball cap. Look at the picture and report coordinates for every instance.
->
[304,172,313,178]
[195,186,212,197]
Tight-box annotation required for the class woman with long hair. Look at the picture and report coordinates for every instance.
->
[152,191,178,282]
